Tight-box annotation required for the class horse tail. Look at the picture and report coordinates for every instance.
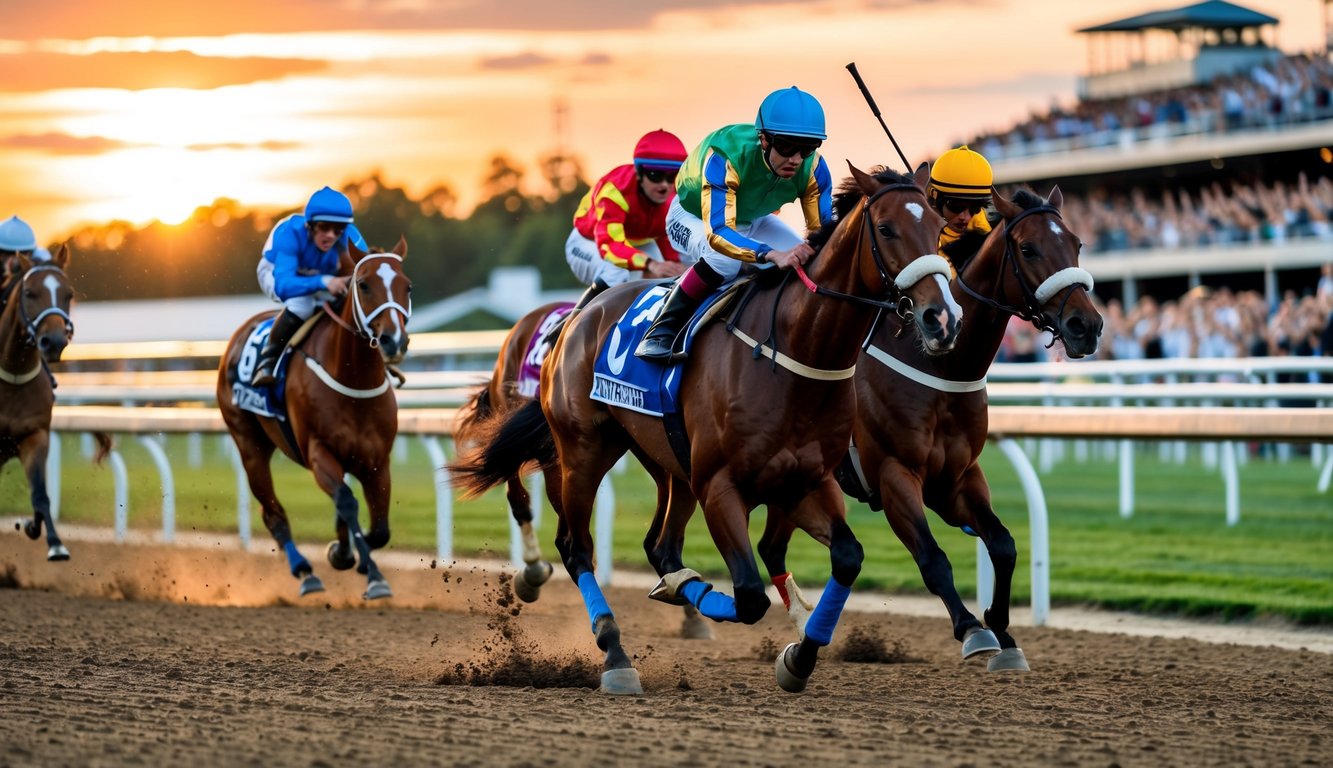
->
[448,399,555,499]
[90,431,114,466]
[451,385,494,457]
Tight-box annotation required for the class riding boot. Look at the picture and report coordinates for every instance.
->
[541,278,609,348]
[634,282,704,362]
[250,309,303,387]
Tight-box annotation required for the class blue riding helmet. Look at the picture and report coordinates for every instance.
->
[755,86,827,141]
[0,215,38,252]
[304,186,354,224]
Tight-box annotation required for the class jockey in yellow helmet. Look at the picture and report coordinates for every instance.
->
[927,145,996,264]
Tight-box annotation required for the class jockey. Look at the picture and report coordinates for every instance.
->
[250,186,369,387]
[565,129,691,313]
[634,86,834,361]
[927,145,997,265]
[0,215,38,278]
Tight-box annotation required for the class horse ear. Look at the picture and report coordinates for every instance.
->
[913,161,930,190]
[992,188,1020,220]
[393,235,407,259]
[846,161,880,197]
[339,244,359,276]
[50,243,70,270]
[1046,185,1063,210]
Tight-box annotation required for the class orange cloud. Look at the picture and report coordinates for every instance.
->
[0,132,139,155]
[0,51,326,92]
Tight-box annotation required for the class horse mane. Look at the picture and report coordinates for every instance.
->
[807,166,914,253]
[1009,187,1045,211]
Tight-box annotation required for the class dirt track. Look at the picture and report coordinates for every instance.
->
[2,533,1331,767]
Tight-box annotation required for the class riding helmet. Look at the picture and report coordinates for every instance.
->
[927,146,993,210]
[0,215,38,252]
[304,186,355,224]
[755,86,827,141]
[633,130,688,171]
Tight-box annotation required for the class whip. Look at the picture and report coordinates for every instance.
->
[845,62,913,172]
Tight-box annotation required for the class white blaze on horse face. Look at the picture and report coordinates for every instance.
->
[905,202,923,223]
[932,273,963,324]
[374,262,404,332]
[1049,221,1064,237]
[42,274,61,307]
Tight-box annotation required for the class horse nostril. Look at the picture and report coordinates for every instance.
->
[37,336,51,351]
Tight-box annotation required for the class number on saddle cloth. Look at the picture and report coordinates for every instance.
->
[517,304,574,398]
[231,318,293,419]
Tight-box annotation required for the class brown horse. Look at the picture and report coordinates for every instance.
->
[3,247,111,560]
[756,187,1102,671]
[218,239,411,600]
[452,164,961,694]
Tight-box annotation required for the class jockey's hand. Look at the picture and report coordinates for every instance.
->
[644,259,687,279]
[765,243,814,270]
[323,275,351,297]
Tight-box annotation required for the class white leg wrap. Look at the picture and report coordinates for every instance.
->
[520,522,542,564]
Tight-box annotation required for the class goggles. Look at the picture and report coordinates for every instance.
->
[312,221,347,236]
[943,199,986,216]
[765,133,821,159]
[640,168,678,184]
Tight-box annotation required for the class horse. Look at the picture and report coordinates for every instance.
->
[755,186,1103,672]
[217,239,411,600]
[451,163,962,694]
[453,300,717,639]
[2,246,112,560]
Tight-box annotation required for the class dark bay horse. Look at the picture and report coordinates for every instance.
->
[454,300,716,639]
[218,239,411,600]
[758,187,1103,672]
[2,246,111,560]
[452,164,961,694]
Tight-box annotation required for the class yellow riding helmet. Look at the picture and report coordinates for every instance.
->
[927,145,993,210]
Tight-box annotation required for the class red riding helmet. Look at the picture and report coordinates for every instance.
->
[632,130,687,172]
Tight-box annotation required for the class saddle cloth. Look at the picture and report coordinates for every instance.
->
[517,304,574,398]
[589,281,735,416]
[230,317,293,420]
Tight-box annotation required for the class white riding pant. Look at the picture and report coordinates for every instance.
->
[565,229,667,287]
[256,259,331,320]
[665,198,800,283]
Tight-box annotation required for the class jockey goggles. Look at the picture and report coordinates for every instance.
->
[943,199,986,216]
[640,168,677,184]
[765,133,821,159]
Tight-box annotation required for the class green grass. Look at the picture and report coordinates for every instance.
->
[3,435,1330,624]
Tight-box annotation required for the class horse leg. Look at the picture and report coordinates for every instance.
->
[232,427,324,596]
[552,442,641,695]
[772,479,863,693]
[308,441,391,600]
[883,463,996,659]
[951,466,1027,672]
[639,469,712,640]
[19,431,66,561]
[510,469,553,603]
[756,512,814,632]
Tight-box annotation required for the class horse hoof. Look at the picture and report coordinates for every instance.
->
[363,579,393,601]
[512,569,543,604]
[47,544,71,561]
[326,541,356,571]
[599,667,643,696]
[987,647,1030,673]
[523,560,553,588]
[961,627,1001,659]
[23,519,41,541]
[648,568,701,606]
[680,612,714,641]
[299,574,325,596]
[774,642,808,694]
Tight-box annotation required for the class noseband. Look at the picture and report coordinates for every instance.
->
[956,205,1093,346]
[2,265,75,346]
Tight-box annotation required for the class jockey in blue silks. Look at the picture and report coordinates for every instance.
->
[0,215,39,279]
[251,186,369,387]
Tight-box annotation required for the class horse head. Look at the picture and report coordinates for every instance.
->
[343,237,411,364]
[844,162,961,354]
[990,187,1102,359]
[12,245,75,363]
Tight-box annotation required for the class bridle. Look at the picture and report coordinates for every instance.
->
[955,204,1093,347]
[3,264,75,347]
[323,252,412,348]
[793,182,952,323]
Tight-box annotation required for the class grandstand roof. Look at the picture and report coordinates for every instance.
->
[1077,1,1278,33]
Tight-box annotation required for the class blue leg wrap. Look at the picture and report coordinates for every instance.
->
[680,580,738,622]
[576,571,613,633]
[803,579,852,646]
[283,540,309,576]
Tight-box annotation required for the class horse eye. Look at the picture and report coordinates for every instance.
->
[357,280,370,292]
[24,290,36,300]
[876,223,897,239]
[1019,243,1038,259]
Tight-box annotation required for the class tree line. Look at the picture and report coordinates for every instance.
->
[62,152,589,303]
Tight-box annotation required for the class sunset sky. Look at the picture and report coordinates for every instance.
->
[0,0,1323,241]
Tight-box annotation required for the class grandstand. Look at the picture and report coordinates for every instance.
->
[978,0,1333,307]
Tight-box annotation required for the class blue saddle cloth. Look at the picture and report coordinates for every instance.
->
[229,317,294,420]
[589,282,730,416]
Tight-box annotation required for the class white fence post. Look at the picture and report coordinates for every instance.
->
[110,448,128,542]
[419,436,452,562]
[136,435,176,543]
[227,440,251,549]
[47,431,61,522]
[594,475,615,587]
[994,437,1050,627]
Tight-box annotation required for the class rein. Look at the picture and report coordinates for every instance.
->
[0,265,73,388]
[955,205,1093,347]
[303,251,411,396]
